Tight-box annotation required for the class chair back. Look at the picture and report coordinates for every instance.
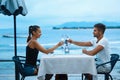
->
[110,54,119,71]
[12,56,26,76]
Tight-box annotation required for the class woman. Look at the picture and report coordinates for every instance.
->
[25,25,64,80]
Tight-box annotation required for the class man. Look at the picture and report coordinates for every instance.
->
[68,23,111,80]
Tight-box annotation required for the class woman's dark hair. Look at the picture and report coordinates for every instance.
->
[27,25,40,42]
[94,23,106,34]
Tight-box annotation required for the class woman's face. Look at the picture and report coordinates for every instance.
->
[33,28,42,38]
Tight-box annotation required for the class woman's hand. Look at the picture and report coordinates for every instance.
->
[57,41,64,46]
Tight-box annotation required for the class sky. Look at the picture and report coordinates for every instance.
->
[0,0,120,29]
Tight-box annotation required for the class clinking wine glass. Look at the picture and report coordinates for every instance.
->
[61,35,70,54]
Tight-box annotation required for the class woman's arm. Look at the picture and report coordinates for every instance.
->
[34,40,63,54]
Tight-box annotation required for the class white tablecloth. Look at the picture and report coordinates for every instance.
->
[37,54,97,80]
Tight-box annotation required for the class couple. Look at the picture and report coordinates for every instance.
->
[25,23,111,80]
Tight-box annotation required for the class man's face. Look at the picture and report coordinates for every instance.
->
[93,27,101,38]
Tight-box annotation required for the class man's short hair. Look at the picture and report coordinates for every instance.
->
[94,23,106,34]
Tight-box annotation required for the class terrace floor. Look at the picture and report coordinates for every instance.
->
[0,69,120,80]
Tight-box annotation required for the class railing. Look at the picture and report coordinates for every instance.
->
[0,59,13,62]
[0,59,15,80]
[0,59,40,80]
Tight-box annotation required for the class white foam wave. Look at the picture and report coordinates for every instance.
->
[42,43,57,46]
[9,43,57,47]
[9,44,27,47]
[110,41,120,44]
[2,34,27,38]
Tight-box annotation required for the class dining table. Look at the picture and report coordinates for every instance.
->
[37,53,97,80]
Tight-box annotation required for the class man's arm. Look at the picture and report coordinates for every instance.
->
[68,39,92,46]
[82,45,104,56]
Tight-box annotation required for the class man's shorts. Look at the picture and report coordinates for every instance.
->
[97,65,111,73]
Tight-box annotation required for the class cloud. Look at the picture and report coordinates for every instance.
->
[1,0,120,27]
[25,0,120,16]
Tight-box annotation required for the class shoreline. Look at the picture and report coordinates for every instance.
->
[53,27,120,30]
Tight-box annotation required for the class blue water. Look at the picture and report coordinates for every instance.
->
[0,28,120,59]
[0,28,120,71]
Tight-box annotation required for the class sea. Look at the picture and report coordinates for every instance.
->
[0,27,120,79]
